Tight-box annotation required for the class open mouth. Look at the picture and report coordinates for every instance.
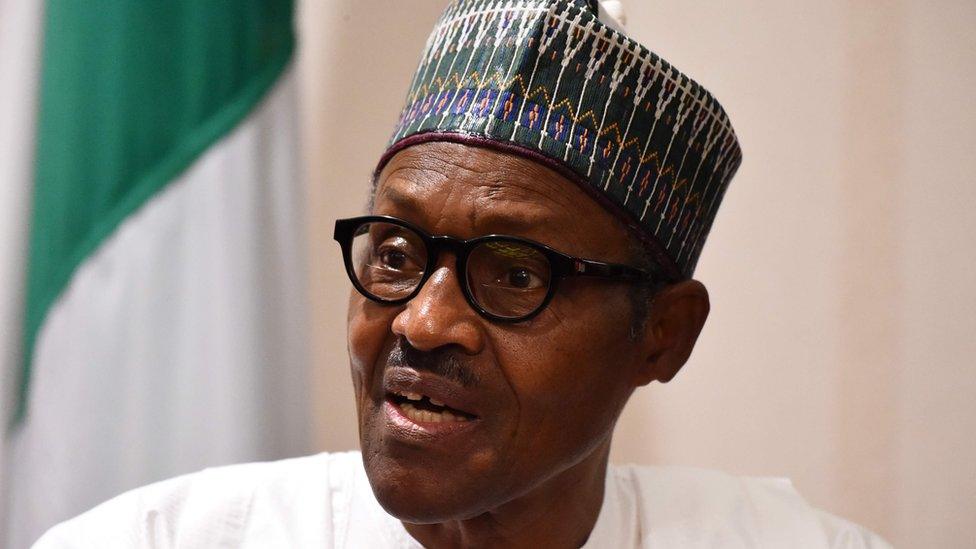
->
[388,390,478,424]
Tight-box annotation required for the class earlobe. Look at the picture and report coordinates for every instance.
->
[632,280,710,386]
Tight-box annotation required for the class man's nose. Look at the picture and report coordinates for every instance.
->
[390,261,485,355]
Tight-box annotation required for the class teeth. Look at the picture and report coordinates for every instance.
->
[429,398,445,407]
[401,392,422,401]
[398,401,467,423]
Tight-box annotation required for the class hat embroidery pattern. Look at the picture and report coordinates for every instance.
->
[379,0,742,279]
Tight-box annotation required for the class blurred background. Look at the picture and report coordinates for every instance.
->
[2,1,974,547]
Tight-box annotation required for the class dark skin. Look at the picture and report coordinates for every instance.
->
[347,141,710,548]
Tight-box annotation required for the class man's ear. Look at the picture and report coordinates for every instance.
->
[632,279,710,386]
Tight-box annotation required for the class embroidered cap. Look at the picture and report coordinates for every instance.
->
[376,0,742,280]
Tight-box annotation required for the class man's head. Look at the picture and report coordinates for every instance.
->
[345,141,709,522]
[336,0,740,527]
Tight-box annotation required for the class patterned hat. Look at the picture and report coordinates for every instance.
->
[376,0,742,280]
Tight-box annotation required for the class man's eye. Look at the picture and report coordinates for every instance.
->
[379,249,408,269]
[504,267,542,289]
[373,235,423,272]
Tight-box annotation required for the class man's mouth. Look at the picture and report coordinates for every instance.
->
[387,389,478,424]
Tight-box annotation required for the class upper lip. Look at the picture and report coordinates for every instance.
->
[383,367,482,418]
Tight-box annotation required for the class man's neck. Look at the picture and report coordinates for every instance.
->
[402,440,611,549]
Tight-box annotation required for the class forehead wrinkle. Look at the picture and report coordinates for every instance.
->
[486,160,581,211]
[468,193,563,235]
[374,177,425,215]
[379,177,561,238]
[468,178,581,234]
[376,163,448,200]
[379,141,581,209]
[378,167,580,231]
[375,151,499,212]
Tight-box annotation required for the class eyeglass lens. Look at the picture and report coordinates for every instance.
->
[349,221,552,319]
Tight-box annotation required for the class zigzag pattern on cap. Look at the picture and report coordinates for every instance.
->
[378,0,742,279]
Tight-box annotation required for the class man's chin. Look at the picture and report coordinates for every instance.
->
[362,454,495,523]
[372,483,469,524]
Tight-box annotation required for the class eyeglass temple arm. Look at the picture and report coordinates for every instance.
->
[569,258,659,282]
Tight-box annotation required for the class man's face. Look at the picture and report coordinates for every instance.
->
[347,141,648,522]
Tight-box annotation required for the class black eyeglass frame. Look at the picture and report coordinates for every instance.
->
[333,215,662,322]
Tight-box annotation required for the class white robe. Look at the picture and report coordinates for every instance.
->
[34,452,890,548]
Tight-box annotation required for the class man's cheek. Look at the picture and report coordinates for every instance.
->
[519,346,586,409]
[346,300,389,391]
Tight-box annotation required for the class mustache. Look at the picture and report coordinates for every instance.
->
[387,339,480,388]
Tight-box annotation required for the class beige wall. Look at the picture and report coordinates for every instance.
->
[297,2,976,546]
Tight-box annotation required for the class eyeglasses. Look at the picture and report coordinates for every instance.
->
[333,215,660,322]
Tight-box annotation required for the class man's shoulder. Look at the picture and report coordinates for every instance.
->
[34,451,365,548]
[605,463,891,548]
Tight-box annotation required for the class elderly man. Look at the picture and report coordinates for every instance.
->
[37,1,889,547]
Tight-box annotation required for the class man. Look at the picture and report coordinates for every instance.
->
[37,0,889,547]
